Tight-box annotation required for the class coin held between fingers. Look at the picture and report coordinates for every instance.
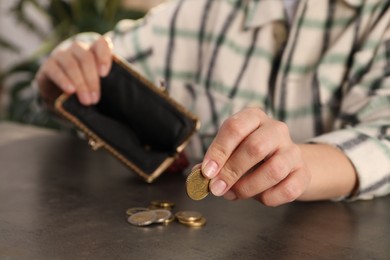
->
[186,168,210,200]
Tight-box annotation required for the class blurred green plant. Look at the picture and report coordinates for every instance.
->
[0,0,144,128]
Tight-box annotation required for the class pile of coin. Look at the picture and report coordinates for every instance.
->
[126,200,206,228]
[175,211,207,227]
[186,168,210,200]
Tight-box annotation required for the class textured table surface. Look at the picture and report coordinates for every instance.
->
[0,123,389,260]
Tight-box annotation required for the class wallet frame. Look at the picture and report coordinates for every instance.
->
[55,54,200,183]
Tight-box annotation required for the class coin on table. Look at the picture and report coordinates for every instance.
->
[162,214,176,225]
[151,209,172,223]
[127,211,157,226]
[126,207,149,216]
[150,200,175,209]
[148,205,162,210]
[175,211,203,223]
[179,217,207,228]
[186,168,210,200]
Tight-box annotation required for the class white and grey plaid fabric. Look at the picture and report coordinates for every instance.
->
[70,0,390,200]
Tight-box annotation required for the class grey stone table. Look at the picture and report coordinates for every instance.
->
[0,123,389,259]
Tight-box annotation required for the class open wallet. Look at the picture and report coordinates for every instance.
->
[55,55,200,183]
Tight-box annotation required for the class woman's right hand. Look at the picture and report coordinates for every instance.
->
[36,36,113,106]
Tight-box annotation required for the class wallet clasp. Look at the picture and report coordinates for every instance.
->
[88,138,104,151]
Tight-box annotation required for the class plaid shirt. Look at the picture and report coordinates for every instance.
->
[71,0,390,200]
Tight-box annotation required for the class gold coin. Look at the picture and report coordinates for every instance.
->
[150,200,175,209]
[179,217,207,228]
[175,211,203,222]
[126,207,149,216]
[162,215,176,225]
[186,168,210,200]
[127,211,157,226]
[151,209,172,223]
[148,205,161,210]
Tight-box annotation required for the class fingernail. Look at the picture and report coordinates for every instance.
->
[203,160,218,178]
[79,92,91,105]
[210,179,227,196]
[224,190,237,201]
[65,84,75,93]
[90,92,99,104]
[100,64,108,77]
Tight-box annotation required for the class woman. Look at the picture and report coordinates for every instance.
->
[36,0,390,206]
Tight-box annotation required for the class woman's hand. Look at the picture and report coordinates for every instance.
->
[201,107,311,207]
[36,36,113,106]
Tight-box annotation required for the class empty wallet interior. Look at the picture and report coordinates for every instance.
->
[55,56,199,182]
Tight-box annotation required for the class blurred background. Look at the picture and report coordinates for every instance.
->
[0,0,165,129]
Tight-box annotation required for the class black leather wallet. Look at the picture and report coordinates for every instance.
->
[55,55,200,183]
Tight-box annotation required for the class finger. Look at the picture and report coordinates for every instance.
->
[38,58,75,94]
[254,167,310,207]
[190,163,202,172]
[211,120,290,196]
[202,108,265,179]
[227,145,301,200]
[71,42,100,104]
[54,50,91,106]
[91,36,113,77]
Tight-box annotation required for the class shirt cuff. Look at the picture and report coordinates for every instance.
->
[307,128,390,201]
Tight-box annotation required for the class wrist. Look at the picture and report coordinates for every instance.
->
[297,143,358,201]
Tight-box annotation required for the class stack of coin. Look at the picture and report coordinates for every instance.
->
[149,200,175,210]
[186,168,210,200]
[175,211,207,228]
[126,201,206,228]
[126,201,173,227]
[128,210,160,226]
